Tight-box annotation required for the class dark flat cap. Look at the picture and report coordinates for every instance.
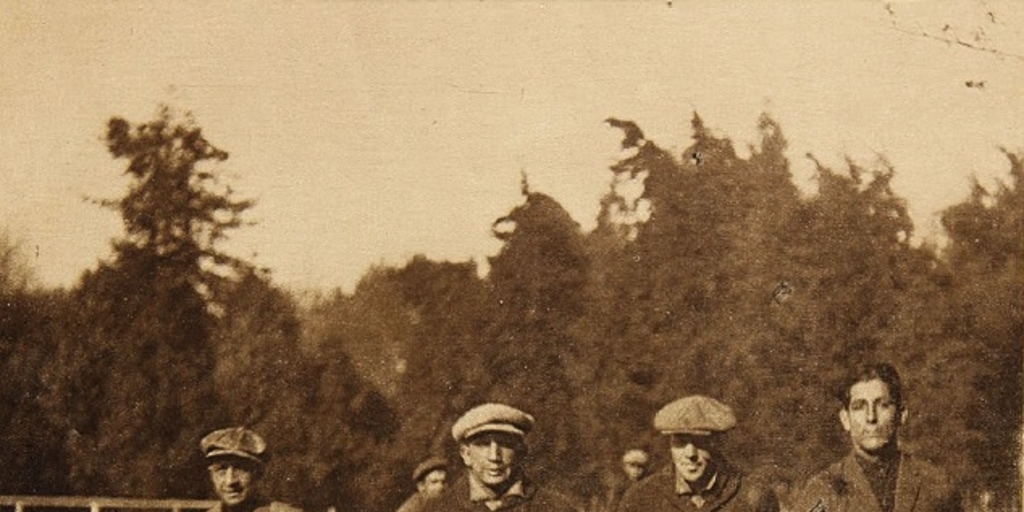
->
[451,403,535,441]
[412,456,448,483]
[201,427,267,463]
[653,396,736,435]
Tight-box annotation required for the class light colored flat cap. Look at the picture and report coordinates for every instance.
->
[451,403,535,441]
[412,456,448,483]
[653,396,736,435]
[201,427,267,463]
[622,449,650,465]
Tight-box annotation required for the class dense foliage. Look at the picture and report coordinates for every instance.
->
[0,108,1019,511]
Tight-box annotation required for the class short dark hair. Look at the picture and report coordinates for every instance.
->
[836,362,903,412]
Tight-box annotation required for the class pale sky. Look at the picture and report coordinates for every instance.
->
[2,1,1022,292]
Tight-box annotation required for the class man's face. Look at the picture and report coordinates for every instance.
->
[459,432,521,489]
[670,434,717,485]
[840,378,906,458]
[417,469,447,497]
[208,458,259,507]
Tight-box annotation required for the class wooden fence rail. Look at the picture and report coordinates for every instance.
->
[0,496,217,512]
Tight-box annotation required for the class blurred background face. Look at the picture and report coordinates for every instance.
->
[417,469,447,497]
[460,432,521,489]
[208,458,259,506]
[670,434,716,485]
[840,378,904,458]
[622,460,646,481]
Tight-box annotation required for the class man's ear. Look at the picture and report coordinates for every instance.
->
[899,408,908,426]
[459,444,472,467]
[839,408,851,433]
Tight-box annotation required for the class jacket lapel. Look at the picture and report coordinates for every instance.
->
[893,455,922,512]
[700,469,740,512]
[840,453,883,512]
[451,477,485,512]
[655,467,691,511]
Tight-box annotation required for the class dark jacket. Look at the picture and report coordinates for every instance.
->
[617,465,779,512]
[789,453,961,512]
[397,493,434,512]
[600,475,641,512]
[423,475,581,512]
[207,500,302,512]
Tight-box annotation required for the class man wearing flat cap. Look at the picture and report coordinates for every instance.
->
[423,403,581,512]
[201,427,301,512]
[617,396,779,512]
[396,456,449,512]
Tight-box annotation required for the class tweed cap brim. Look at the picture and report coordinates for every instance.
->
[462,422,527,440]
[622,449,650,465]
[653,395,736,435]
[201,427,267,464]
[205,448,264,464]
[411,456,449,483]
[451,403,534,442]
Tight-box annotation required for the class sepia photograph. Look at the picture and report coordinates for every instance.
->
[1,2,1021,512]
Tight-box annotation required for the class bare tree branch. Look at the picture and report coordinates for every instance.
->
[884,1,1024,63]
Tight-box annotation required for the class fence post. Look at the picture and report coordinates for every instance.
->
[14,501,23,512]
[89,501,100,512]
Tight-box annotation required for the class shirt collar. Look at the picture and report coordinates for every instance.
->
[468,474,527,509]
[675,471,718,496]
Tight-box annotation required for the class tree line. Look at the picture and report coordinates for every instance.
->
[0,107,1020,511]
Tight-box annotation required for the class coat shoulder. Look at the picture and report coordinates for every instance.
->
[903,454,953,486]
[901,454,961,511]
[420,488,465,512]
[263,502,303,512]
[789,460,849,512]
[533,487,585,512]
[616,469,670,512]
[395,493,428,512]
[736,473,781,512]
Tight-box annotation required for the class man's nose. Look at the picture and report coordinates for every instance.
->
[866,405,878,423]
[680,443,699,459]
[486,440,502,460]
[225,467,240,483]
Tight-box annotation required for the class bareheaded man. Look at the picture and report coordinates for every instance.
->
[789,363,961,512]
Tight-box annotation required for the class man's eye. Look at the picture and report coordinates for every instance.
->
[850,401,867,410]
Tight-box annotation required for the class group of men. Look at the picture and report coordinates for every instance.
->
[200,362,961,512]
